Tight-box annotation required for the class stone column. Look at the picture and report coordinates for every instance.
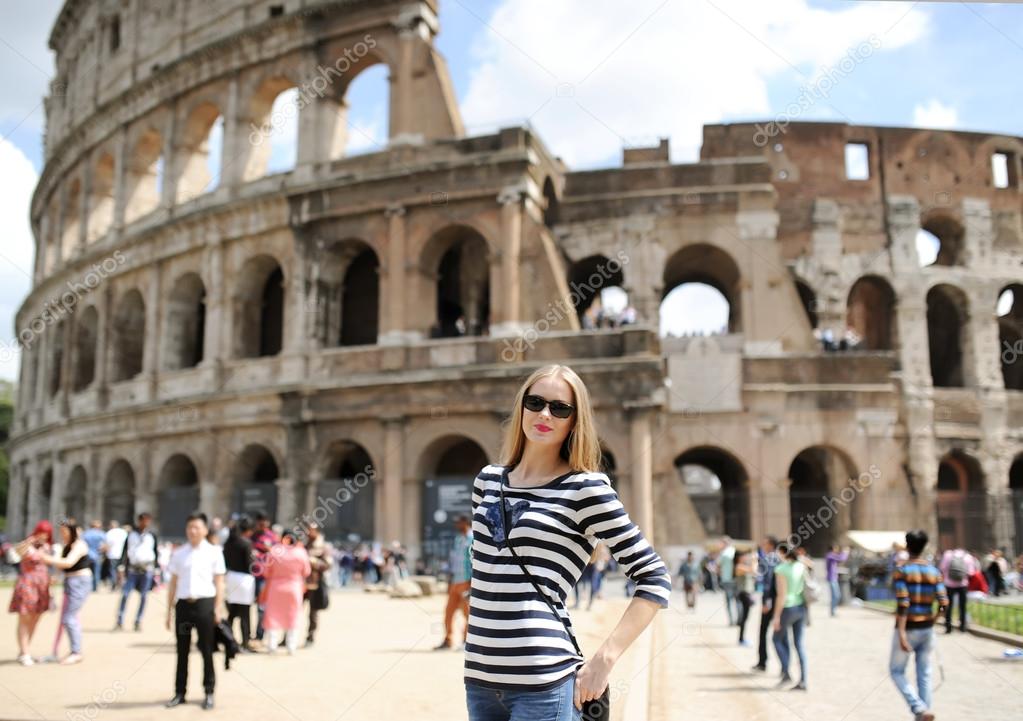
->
[202,240,228,371]
[491,185,526,337]
[143,261,163,401]
[77,157,91,255]
[111,126,129,232]
[389,12,425,145]
[887,195,922,273]
[26,459,45,528]
[95,282,112,408]
[380,204,409,345]
[961,198,993,269]
[626,402,656,541]
[7,463,24,539]
[50,451,66,524]
[58,315,73,417]
[381,414,405,544]
[219,73,246,191]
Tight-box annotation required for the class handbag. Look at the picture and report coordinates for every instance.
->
[801,564,820,605]
[500,484,611,721]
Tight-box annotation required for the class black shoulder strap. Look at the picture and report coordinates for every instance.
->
[499,482,583,657]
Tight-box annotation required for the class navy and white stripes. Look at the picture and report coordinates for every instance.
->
[463,463,672,691]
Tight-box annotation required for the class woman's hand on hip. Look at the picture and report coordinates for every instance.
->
[574,656,611,711]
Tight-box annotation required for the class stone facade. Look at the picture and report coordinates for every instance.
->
[8,0,1023,563]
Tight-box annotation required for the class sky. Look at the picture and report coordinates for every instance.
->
[1,0,1021,380]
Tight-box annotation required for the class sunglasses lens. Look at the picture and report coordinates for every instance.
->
[523,395,545,412]
[550,403,573,418]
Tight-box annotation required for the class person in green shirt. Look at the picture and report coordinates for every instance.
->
[771,542,808,691]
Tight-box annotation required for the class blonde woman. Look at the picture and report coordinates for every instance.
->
[465,365,671,721]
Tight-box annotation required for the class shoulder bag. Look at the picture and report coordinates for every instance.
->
[500,483,610,721]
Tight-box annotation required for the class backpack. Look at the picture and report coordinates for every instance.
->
[799,563,820,604]
[947,554,968,583]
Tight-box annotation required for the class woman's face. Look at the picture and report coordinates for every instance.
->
[59,525,71,545]
[521,375,576,452]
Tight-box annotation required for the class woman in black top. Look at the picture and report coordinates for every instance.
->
[41,521,93,663]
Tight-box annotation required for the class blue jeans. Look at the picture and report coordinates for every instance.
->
[721,580,737,624]
[62,575,92,654]
[466,675,582,721]
[117,569,153,627]
[889,627,933,715]
[829,579,841,616]
[772,605,807,684]
[90,557,102,591]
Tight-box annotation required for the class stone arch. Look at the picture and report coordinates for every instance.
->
[316,239,380,347]
[418,435,489,569]
[87,152,115,242]
[335,60,391,157]
[64,465,88,523]
[234,254,285,358]
[787,445,859,556]
[104,459,136,525]
[920,213,965,267]
[163,272,206,370]
[317,440,377,542]
[568,254,627,329]
[124,126,164,224]
[157,453,200,536]
[926,283,971,388]
[49,320,67,398]
[674,446,750,541]
[1010,453,1023,555]
[110,289,146,382]
[71,305,99,392]
[176,101,223,202]
[420,225,492,338]
[661,243,742,336]
[936,449,986,551]
[231,443,281,520]
[793,277,818,330]
[244,75,301,179]
[39,468,53,522]
[998,283,1023,391]
[847,275,897,351]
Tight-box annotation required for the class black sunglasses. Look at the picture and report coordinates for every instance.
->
[523,394,575,419]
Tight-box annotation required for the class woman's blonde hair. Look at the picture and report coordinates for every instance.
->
[499,364,602,472]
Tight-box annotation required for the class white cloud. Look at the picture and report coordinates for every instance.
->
[460,0,930,167]
[0,139,39,382]
[912,99,959,129]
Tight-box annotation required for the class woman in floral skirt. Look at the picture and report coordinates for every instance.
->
[9,521,54,665]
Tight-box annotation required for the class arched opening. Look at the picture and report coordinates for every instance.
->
[62,178,81,260]
[49,321,66,398]
[927,284,969,388]
[787,446,859,557]
[339,63,389,156]
[660,244,740,338]
[920,215,964,267]
[847,276,897,351]
[243,78,300,180]
[998,284,1023,391]
[543,177,560,227]
[674,447,750,540]
[124,128,164,224]
[794,278,818,330]
[157,454,200,537]
[568,254,630,329]
[1010,454,1023,556]
[176,103,223,202]
[20,471,31,529]
[104,460,136,525]
[163,273,206,370]
[936,450,986,552]
[110,289,146,382]
[421,437,488,570]
[234,256,285,358]
[424,226,491,338]
[40,469,53,520]
[316,241,380,347]
[87,152,115,242]
[72,306,99,392]
[232,444,279,520]
[64,465,88,524]
[318,441,376,542]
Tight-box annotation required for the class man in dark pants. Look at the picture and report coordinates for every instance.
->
[165,512,226,711]
[223,517,256,651]
[752,535,778,672]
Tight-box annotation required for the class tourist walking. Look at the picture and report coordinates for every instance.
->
[304,523,330,646]
[678,551,699,611]
[464,365,671,719]
[435,514,472,650]
[9,521,53,666]
[40,520,93,664]
[223,517,256,651]
[719,536,737,625]
[735,549,757,646]
[165,512,225,710]
[115,512,158,631]
[250,512,277,642]
[889,529,948,721]
[825,545,849,616]
[752,535,778,673]
[771,542,808,690]
[939,546,976,633]
[104,521,127,590]
[81,521,105,591]
[260,531,311,655]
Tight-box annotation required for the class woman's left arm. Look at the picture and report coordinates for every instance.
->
[43,541,87,570]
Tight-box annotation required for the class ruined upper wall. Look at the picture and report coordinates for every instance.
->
[701,122,1023,260]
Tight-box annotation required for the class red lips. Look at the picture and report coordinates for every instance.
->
[535,424,552,433]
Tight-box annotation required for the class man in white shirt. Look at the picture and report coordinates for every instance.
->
[115,512,159,631]
[165,512,226,711]
[104,521,128,590]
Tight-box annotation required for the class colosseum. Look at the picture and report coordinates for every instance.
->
[7,0,1023,567]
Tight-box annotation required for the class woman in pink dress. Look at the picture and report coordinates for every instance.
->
[9,521,54,665]
[259,531,311,655]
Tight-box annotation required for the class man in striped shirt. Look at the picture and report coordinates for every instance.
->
[889,529,948,721]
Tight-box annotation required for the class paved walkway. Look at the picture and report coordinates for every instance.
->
[0,581,1020,720]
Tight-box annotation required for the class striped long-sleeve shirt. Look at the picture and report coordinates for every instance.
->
[464,464,672,691]
[893,561,948,629]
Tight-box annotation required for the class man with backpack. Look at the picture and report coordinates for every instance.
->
[939,547,977,633]
[115,512,158,631]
